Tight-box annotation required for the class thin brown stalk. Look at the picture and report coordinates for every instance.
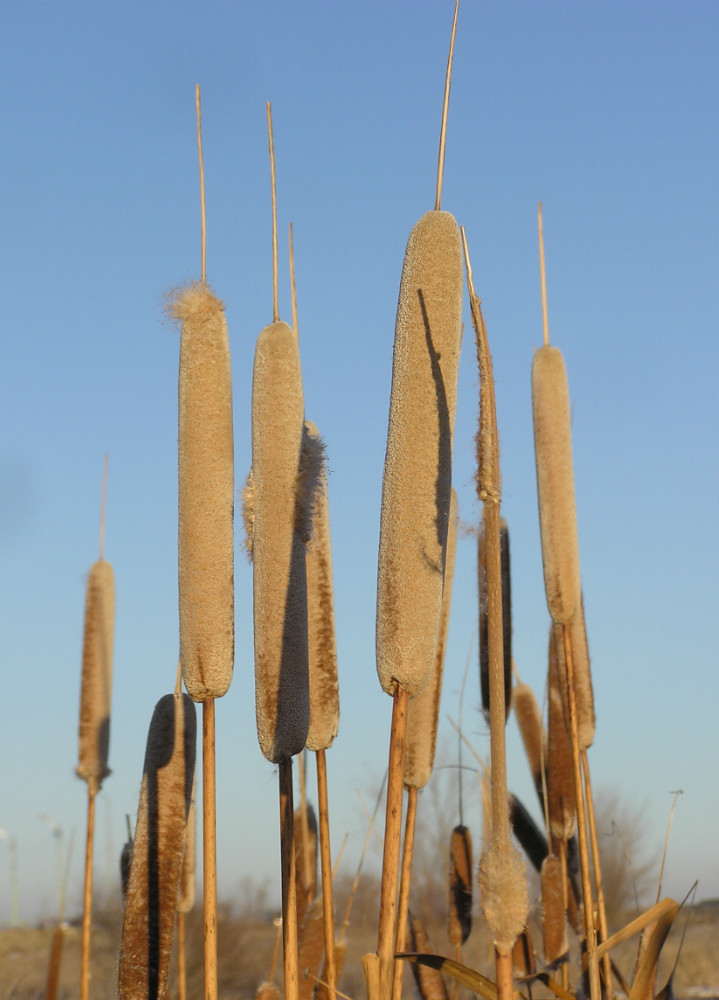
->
[392,786,418,1000]
[316,749,337,1000]
[79,788,95,1000]
[377,685,409,1000]
[280,758,300,1000]
[45,924,64,1000]
[177,912,187,1000]
[203,699,218,1000]
[582,749,611,996]
[538,203,549,348]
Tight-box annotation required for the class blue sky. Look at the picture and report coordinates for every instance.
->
[0,2,717,924]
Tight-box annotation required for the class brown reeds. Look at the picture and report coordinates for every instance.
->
[118,692,196,1000]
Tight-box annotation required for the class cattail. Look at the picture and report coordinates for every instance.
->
[257,984,282,1000]
[541,854,568,966]
[304,421,339,752]
[448,824,473,947]
[376,210,463,698]
[298,897,326,1000]
[172,282,234,702]
[76,560,115,793]
[177,783,196,914]
[404,488,458,789]
[508,794,548,873]
[120,837,132,901]
[249,319,310,762]
[314,938,347,1000]
[512,682,545,805]
[118,692,196,1000]
[547,630,576,841]
[477,845,528,956]
[294,802,318,929]
[531,344,581,624]
[551,595,595,750]
[407,914,449,1000]
[511,929,535,977]
[479,517,512,721]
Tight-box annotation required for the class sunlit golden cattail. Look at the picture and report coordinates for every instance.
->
[304,421,339,752]
[547,630,576,841]
[172,282,234,702]
[177,784,196,915]
[448,824,473,948]
[376,211,463,698]
[551,594,595,750]
[294,802,318,929]
[408,914,449,1000]
[531,344,581,625]
[76,560,115,793]
[404,488,458,789]
[512,681,545,805]
[478,517,512,721]
[541,854,568,967]
[315,939,347,1000]
[298,897,326,1000]
[118,693,196,999]
[249,319,311,762]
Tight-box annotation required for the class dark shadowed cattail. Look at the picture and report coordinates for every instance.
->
[76,560,115,794]
[479,517,512,721]
[118,692,196,1000]
[508,794,548,873]
[540,854,568,966]
[448,824,473,947]
[547,630,576,841]
[304,421,339,753]
[172,282,234,702]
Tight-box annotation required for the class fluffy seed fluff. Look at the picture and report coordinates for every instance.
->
[478,841,529,954]
[76,559,115,795]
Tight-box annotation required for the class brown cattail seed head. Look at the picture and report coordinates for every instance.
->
[377,210,463,697]
[531,345,581,624]
[404,488,458,789]
[512,681,546,804]
[408,913,449,1000]
[478,841,528,954]
[173,282,234,701]
[118,692,196,999]
[176,781,196,914]
[547,629,577,840]
[76,559,115,795]
[251,320,309,762]
[541,854,568,966]
[551,594,595,749]
[448,824,473,948]
[304,422,339,752]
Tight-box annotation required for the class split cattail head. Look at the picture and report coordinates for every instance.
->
[118,692,196,999]
[172,282,235,702]
[304,421,339,752]
[250,319,310,762]
[404,488,458,789]
[478,516,512,722]
[478,840,529,955]
[76,559,115,795]
[377,210,463,698]
[531,344,581,624]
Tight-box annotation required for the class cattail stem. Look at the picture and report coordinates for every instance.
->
[196,85,206,284]
[377,685,409,1000]
[392,786,418,1000]
[280,758,299,1000]
[45,924,64,1000]
[561,625,600,1000]
[203,699,218,1000]
[538,203,549,348]
[178,911,187,1000]
[434,0,459,211]
[495,949,514,1000]
[582,749,611,997]
[79,787,96,1000]
[267,102,279,323]
[316,749,337,1000]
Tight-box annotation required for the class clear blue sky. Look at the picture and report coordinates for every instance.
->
[1,2,717,924]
